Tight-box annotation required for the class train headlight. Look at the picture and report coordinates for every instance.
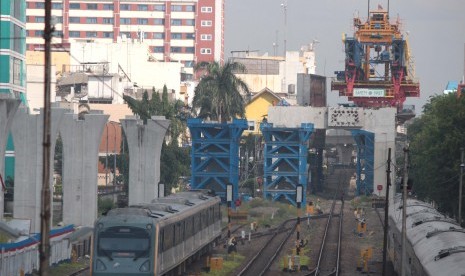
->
[146,224,152,230]
[95,259,107,271]
[139,260,150,272]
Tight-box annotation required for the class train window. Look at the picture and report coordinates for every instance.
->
[97,226,150,259]
[175,222,182,245]
[163,225,174,250]
[194,214,200,232]
[159,229,164,252]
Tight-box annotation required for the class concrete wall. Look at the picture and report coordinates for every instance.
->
[0,99,20,218]
[26,64,56,114]
[60,112,108,227]
[122,116,170,205]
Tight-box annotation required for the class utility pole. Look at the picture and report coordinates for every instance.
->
[40,0,53,274]
[400,146,409,276]
[459,147,464,225]
[382,148,391,276]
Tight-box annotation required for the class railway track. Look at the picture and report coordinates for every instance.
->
[307,167,346,276]
[237,218,297,276]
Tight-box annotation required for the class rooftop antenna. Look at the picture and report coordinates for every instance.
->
[367,0,370,22]
[273,30,279,56]
[388,0,390,18]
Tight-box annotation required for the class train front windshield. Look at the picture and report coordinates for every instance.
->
[97,226,150,259]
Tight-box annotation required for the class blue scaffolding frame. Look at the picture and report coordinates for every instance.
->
[351,129,375,195]
[187,118,247,202]
[260,122,314,206]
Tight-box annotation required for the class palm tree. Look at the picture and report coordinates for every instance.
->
[193,61,251,123]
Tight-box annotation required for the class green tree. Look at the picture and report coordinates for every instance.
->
[193,61,251,123]
[408,93,465,219]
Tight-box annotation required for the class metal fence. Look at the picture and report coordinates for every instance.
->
[0,225,74,276]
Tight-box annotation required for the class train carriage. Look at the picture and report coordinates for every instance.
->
[91,190,222,275]
[389,195,465,276]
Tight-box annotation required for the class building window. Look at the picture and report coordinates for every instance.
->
[86,18,97,24]
[200,34,212,41]
[120,32,131,39]
[120,4,130,10]
[137,18,148,25]
[103,4,114,10]
[153,33,164,39]
[69,3,80,9]
[69,31,80,37]
[153,46,164,53]
[186,33,195,39]
[103,32,113,38]
[200,48,211,54]
[87,4,98,10]
[69,17,80,23]
[35,17,45,23]
[185,60,194,68]
[154,18,165,25]
[154,5,165,11]
[185,19,195,26]
[52,3,63,9]
[120,18,131,24]
[201,20,212,27]
[171,47,182,53]
[185,5,195,12]
[36,2,45,8]
[171,33,182,39]
[35,30,44,37]
[201,6,213,13]
[86,31,97,38]
[103,18,114,24]
[171,19,182,26]
[54,17,63,23]
[185,47,195,53]
[54,31,63,37]
[138,4,148,11]
[171,5,182,11]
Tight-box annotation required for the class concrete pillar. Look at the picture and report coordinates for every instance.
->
[364,108,396,199]
[122,116,170,205]
[0,99,20,218]
[60,112,108,227]
[11,108,65,233]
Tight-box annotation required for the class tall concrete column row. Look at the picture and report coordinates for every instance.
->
[2,104,171,231]
[0,99,21,218]
[122,116,170,205]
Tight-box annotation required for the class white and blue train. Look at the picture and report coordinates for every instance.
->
[389,195,465,275]
[91,190,222,276]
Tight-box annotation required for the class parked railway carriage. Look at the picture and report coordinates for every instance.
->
[388,195,465,276]
[91,190,222,276]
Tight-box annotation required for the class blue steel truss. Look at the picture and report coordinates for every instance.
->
[260,122,314,206]
[187,118,248,202]
[351,129,374,195]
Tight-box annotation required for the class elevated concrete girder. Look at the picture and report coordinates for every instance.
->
[0,99,21,218]
[11,108,65,232]
[268,107,396,198]
[60,112,108,227]
[122,116,170,205]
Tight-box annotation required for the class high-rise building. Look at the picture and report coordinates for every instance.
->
[0,0,27,99]
[25,0,224,75]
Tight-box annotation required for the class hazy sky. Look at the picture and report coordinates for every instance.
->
[225,0,465,112]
